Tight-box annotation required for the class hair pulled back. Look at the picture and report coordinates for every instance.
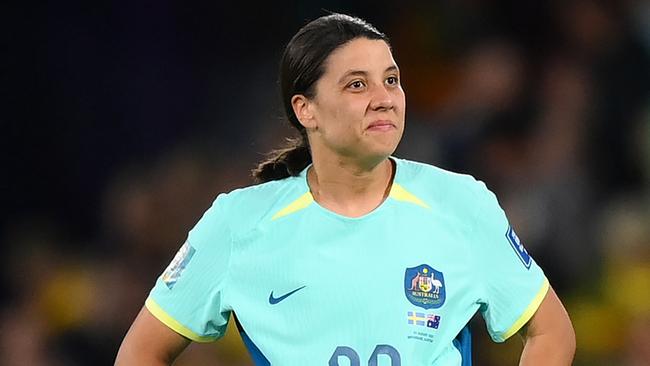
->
[252,13,388,183]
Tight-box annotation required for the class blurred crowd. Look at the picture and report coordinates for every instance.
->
[2,1,649,365]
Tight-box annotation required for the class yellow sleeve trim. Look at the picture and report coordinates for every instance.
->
[389,184,430,209]
[271,192,314,220]
[145,297,217,343]
[500,277,550,341]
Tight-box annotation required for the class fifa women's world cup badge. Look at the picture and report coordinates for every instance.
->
[404,264,446,309]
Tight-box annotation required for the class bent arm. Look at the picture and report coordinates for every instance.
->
[115,306,191,366]
[518,286,575,366]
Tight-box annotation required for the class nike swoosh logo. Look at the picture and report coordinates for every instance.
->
[269,285,306,305]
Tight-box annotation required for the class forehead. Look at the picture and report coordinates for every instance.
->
[322,38,396,76]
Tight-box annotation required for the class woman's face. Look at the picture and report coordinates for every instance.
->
[306,38,405,165]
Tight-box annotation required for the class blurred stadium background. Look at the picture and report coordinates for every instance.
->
[2,1,649,365]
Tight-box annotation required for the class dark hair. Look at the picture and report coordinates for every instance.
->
[252,13,389,183]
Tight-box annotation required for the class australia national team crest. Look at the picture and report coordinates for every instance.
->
[404,264,446,309]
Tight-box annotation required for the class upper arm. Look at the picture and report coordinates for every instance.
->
[470,182,548,342]
[517,286,576,365]
[146,194,233,341]
[116,194,235,364]
[519,285,575,343]
[115,306,191,365]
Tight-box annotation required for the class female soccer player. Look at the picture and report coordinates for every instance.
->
[116,13,575,365]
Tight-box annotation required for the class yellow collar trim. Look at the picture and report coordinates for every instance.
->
[389,183,430,209]
[271,192,314,220]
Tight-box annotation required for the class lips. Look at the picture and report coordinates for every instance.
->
[367,120,396,131]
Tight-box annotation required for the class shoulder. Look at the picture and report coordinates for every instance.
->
[210,175,307,234]
[394,157,489,203]
[392,157,500,223]
[394,157,503,234]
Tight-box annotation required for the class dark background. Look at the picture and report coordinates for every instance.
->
[3,1,649,365]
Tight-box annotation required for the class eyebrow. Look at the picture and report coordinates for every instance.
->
[337,65,399,85]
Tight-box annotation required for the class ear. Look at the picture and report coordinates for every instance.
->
[291,95,317,129]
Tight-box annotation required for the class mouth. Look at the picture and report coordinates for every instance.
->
[366,120,396,131]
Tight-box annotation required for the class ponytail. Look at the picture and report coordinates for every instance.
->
[252,136,311,183]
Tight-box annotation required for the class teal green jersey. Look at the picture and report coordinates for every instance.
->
[146,157,548,366]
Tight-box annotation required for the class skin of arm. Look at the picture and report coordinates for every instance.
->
[518,286,576,365]
[115,306,191,366]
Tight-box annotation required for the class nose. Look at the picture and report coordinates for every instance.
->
[369,83,394,111]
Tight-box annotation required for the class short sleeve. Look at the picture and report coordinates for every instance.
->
[145,193,232,342]
[471,182,549,342]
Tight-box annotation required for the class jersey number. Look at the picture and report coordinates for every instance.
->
[329,345,401,366]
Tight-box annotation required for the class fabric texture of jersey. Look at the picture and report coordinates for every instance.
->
[146,157,548,365]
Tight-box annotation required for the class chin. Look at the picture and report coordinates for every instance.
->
[363,144,399,164]
[368,136,401,157]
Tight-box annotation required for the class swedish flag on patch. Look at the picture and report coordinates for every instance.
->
[408,311,427,326]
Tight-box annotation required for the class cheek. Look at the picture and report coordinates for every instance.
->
[395,89,406,115]
[332,99,367,133]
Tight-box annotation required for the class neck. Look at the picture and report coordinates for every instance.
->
[307,155,395,217]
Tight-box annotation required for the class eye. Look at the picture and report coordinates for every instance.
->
[347,80,366,90]
[386,76,399,86]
